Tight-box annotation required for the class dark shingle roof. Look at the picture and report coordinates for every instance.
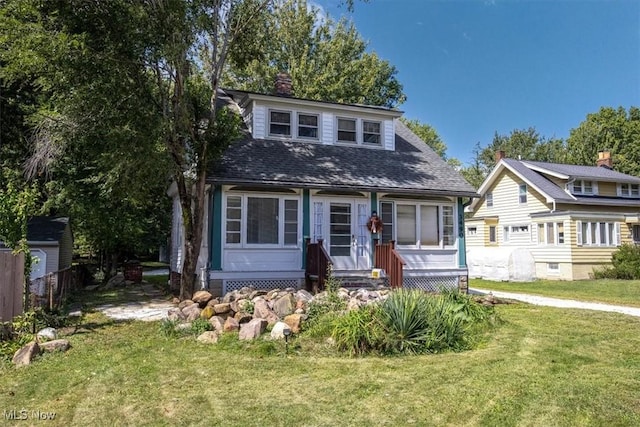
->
[523,160,640,183]
[210,120,477,197]
[502,159,575,201]
[27,217,69,243]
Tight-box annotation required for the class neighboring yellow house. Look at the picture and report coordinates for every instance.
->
[466,151,640,281]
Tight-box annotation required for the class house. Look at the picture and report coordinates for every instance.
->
[168,75,478,296]
[0,216,73,280]
[465,151,640,281]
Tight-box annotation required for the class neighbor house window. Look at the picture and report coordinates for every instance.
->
[489,226,496,244]
[467,226,477,235]
[503,226,510,243]
[572,180,596,195]
[362,120,381,144]
[225,195,299,246]
[392,203,454,248]
[537,222,565,245]
[519,184,527,204]
[576,221,620,247]
[633,225,640,244]
[619,183,640,198]
[297,113,318,139]
[486,193,493,208]
[269,110,291,137]
[547,263,559,273]
[337,117,357,143]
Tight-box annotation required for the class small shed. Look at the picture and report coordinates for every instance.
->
[0,217,73,280]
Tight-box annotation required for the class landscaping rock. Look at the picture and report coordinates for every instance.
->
[239,318,267,340]
[105,274,126,289]
[192,290,213,306]
[176,322,192,332]
[234,311,253,324]
[178,299,195,309]
[284,313,304,334]
[249,290,267,300]
[295,289,314,302]
[273,293,296,318]
[40,339,71,353]
[13,342,40,366]
[222,290,239,304]
[208,316,225,333]
[223,317,240,332]
[183,304,202,322]
[347,298,361,311]
[253,299,279,324]
[196,331,220,344]
[167,308,186,321]
[36,327,57,342]
[270,321,291,340]
[200,306,215,319]
[206,298,221,308]
[213,303,232,315]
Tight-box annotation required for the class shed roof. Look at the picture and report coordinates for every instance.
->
[27,217,70,244]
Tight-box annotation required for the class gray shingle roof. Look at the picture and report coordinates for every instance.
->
[502,159,575,202]
[523,160,640,183]
[210,118,477,197]
[27,217,69,243]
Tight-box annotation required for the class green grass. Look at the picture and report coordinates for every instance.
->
[471,278,640,307]
[1,291,640,425]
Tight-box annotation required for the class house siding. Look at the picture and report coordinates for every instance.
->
[321,112,334,145]
[58,224,73,270]
[253,104,266,139]
[384,120,394,151]
[598,181,618,197]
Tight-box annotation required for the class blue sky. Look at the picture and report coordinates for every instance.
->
[316,0,640,164]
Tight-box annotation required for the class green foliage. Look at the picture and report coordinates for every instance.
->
[332,304,382,356]
[303,265,347,333]
[190,318,213,336]
[378,289,432,354]
[593,244,640,280]
[401,118,448,159]
[0,308,71,361]
[159,319,180,339]
[224,0,405,108]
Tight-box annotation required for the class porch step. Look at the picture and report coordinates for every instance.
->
[334,275,388,290]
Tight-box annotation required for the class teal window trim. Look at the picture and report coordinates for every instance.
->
[457,198,467,268]
[211,186,223,270]
[370,192,378,265]
[302,189,310,268]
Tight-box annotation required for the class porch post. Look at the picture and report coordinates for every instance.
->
[211,185,223,271]
[457,198,467,268]
[302,189,310,268]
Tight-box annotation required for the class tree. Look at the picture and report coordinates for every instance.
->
[223,0,404,108]
[401,118,448,158]
[567,106,640,176]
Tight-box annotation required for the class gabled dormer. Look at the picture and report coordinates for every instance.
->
[224,74,402,151]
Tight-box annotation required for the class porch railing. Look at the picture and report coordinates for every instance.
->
[374,240,406,288]
[305,238,332,293]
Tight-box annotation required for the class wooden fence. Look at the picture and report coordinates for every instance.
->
[0,252,25,322]
[30,266,87,311]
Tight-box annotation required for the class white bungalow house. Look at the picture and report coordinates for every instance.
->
[466,151,640,281]
[169,76,478,296]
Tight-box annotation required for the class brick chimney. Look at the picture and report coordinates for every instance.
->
[274,72,293,97]
[495,150,506,163]
[596,150,613,169]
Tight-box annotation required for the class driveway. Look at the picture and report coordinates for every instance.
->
[471,288,640,318]
[94,283,175,322]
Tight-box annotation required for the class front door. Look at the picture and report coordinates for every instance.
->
[313,198,370,270]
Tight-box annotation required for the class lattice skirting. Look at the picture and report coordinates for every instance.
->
[223,278,302,294]
[402,275,459,292]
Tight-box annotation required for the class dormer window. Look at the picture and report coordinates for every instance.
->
[619,183,640,198]
[297,113,318,139]
[337,117,357,143]
[363,121,381,144]
[571,180,596,195]
[269,110,291,137]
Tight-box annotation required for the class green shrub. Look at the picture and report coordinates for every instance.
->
[422,296,469,353]
[159,319,179,338]
[332,305,383,356]
[592,244,640,279]
[378,289,431,354]
[190,318,213,336]
[303,265,347,332]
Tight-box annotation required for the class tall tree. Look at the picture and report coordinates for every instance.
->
[401,118,448,158]
[567,106,640,176]
[223,0,404,107]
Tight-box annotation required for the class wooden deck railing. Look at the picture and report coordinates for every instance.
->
[374,240,406,288]
[305,238,332,293]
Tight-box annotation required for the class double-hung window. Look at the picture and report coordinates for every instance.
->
[572,180,596,195]
[519,184,527,204]
[576,221,620,246]
[337,118,357,143]
[486,193,493,208]
[297,113,318,139]
[620,183,640,198]
[537,222,565,245]
[269,110,291,137]
[380,202,454,248]
[362,121,381,145]
[226,195,299,246]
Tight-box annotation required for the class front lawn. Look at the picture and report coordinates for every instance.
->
[1,299,639,425]
[471,278,640,308]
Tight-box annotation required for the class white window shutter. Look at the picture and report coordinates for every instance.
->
[615,222,621,246]
[593,181,599,195]
[576,220,582,246]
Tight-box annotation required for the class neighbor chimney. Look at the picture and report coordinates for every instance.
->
[495,150,506,163]
[274,72,293,97]
[596,150,613,169]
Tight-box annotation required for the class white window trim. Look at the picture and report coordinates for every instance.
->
[575,220,620,247]
[571,180,598,196]
[335,116,384,146]
[268,109,292,138]
[488,225,497,244]
[224,194,301,248]
[547,262,560,274]
[518,184,527,204]
[296,111,320,141]
[386,201,456,249]
[618,183,640,198]
[536,221,565,246]
[486,192,493,208]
